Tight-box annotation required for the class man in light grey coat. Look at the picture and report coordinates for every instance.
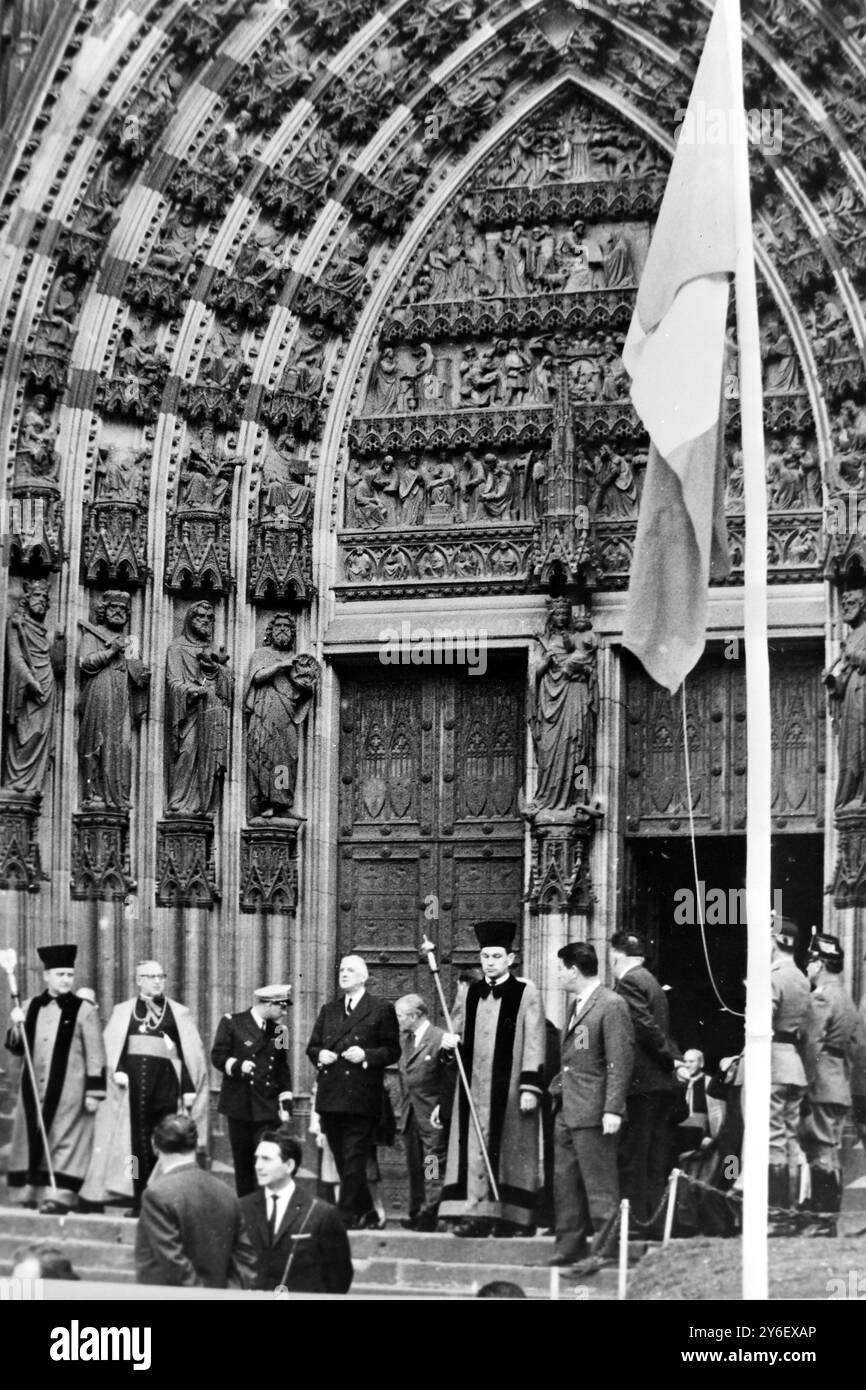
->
[548,941,634,1267]
[768,916,811,1233]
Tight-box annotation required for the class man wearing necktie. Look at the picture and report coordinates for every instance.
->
[548,941,634,1267]
[211,983,294,1197]
[306,955,400,1228]
[240,1130,353,1293]
[394,993,458,1230]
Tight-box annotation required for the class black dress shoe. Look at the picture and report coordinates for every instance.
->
[39,1200,70,1215]
[548,1248,587,1267]
[400,1214,421,1230]
[359,1210,387,1230]
[492,1220,536,1238]
[77,1199,104,1215]
[122,1206,141,1219]
[413,1211,439,1232]
[453,1218,493,1238]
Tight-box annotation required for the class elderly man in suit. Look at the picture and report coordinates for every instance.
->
[135,1114,254,1287]
[211,983,294,1197]
[306,954,400,1228]
[609,931,678,1226]
[394,994,458,1231]
[241,1129,353,1293]
[549,942,634,1267]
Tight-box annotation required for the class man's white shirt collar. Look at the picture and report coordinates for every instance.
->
[413,1019,430,1047]
[575,978,601,1011]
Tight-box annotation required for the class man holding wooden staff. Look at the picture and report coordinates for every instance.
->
[438,920,546,1237]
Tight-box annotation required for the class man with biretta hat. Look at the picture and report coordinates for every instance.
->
[799,930,859,1236]
[439,921,546,1237]
[5,944,106,1213]
[212,983,294,1196]
[766,913,811,1233]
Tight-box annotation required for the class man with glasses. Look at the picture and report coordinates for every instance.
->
[212,984,294,1196]
[81,960,209,1215]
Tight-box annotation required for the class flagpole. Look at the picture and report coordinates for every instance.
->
[726,0,772,1302]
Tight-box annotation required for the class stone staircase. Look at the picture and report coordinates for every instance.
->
[0,1207,626,1299]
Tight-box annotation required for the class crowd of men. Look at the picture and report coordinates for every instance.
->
[4,912,866,1290]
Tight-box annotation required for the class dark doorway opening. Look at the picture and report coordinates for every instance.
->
[626,834,823,1069]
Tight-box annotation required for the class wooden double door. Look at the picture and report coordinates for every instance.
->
[336,661,527,1013]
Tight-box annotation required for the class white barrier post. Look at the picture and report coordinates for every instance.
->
[618,1199,629,1301]
[663,1170,680,1246]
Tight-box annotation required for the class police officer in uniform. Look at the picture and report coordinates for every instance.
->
[211,984,293,1197]
[800,932,859,1236]
[768,915,811,1235]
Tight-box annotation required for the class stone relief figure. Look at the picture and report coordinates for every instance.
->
[179,428,243,511]
[244,613,321,820]
[559,220,605,292]
[149,208,201,286]
[16,395,60,483]
[527,597,597,814]
[3,579,66,795]
[761,317,801,393]
[346,458,390,528]
[260,437,313,523]
[825,586,866,810]
[600,230,636,287]
[165,601,232,817]
[279,322,326,395]
[77,592,150,809]
[364,344,401,413]
[36,273,81,354]
[94,442,147,500]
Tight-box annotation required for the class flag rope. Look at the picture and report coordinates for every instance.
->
[681,681,744,1018]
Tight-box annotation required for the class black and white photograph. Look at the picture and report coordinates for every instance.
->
[0,0,863,1360]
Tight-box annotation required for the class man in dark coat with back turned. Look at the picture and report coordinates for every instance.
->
[306,954,400,1228]
[211,983,294,1197]
[609,931,678,1226]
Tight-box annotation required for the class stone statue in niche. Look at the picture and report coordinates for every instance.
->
[148,208,202,288]
[322,231,368,298]
[35,273,81,355]
[179,428,243,511]
[279,323,326,395]
[94,442,148,501]
[15,396,60,483]
[527,597,597,815]
[3,579,66,795]
[761,316,801,393]
[363,344,401,413]
[245,613,321,820]
[825,586,866,810]
[165,601,232,817]
[77,591,150,809]
[260,437,313,523]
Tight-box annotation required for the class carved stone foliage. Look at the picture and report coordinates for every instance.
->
[0,794,42,891]
[165,430,241,593]
[70,811,135,901]
[240,826,298,913]
[156,818,219,908]
[247,439,314,603]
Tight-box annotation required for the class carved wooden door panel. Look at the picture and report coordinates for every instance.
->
[625,647,825,836]
[337,664,526,1011]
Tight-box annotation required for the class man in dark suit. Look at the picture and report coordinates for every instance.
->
[135,1114,254,1287]
[306,954,400,1228]
[394,993,457,1231]
[549,942,634,1266]
[211,983,294,1196]
[609,931,678,1225]
[240,1129,353,1293]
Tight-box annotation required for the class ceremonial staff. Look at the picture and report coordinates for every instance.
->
[419,935,499,1203]
[0,947,59,1197]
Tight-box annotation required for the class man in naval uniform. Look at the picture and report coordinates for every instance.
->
[82,960,209,1213]
[212,983,294,1196]
[439,921,546,1237]
[800,932,859,1236]
[5,943,106,1212]
[768,915,812,1234]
